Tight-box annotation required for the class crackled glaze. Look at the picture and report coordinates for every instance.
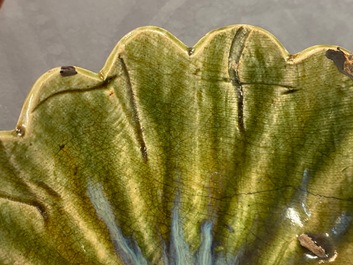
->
[1,25,353,264]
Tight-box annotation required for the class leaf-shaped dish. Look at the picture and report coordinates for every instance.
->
[1,24,353,265]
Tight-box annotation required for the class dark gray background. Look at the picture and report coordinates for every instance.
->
[0,0,352,130]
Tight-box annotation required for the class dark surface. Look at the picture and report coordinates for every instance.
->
[1,0,353,129]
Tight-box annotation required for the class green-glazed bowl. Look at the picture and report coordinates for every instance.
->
[1,24,353,264]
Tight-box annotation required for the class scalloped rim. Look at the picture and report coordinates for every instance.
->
[0,24,349,138]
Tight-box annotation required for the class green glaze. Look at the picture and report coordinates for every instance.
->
[1,25,353,264]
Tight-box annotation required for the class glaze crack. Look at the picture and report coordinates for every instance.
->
[228,26,251,135]
[119,56,148,162]
[31,74,117,113]
[221,184,353,202]
[0,191,48,222]
[304,190,353,202]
